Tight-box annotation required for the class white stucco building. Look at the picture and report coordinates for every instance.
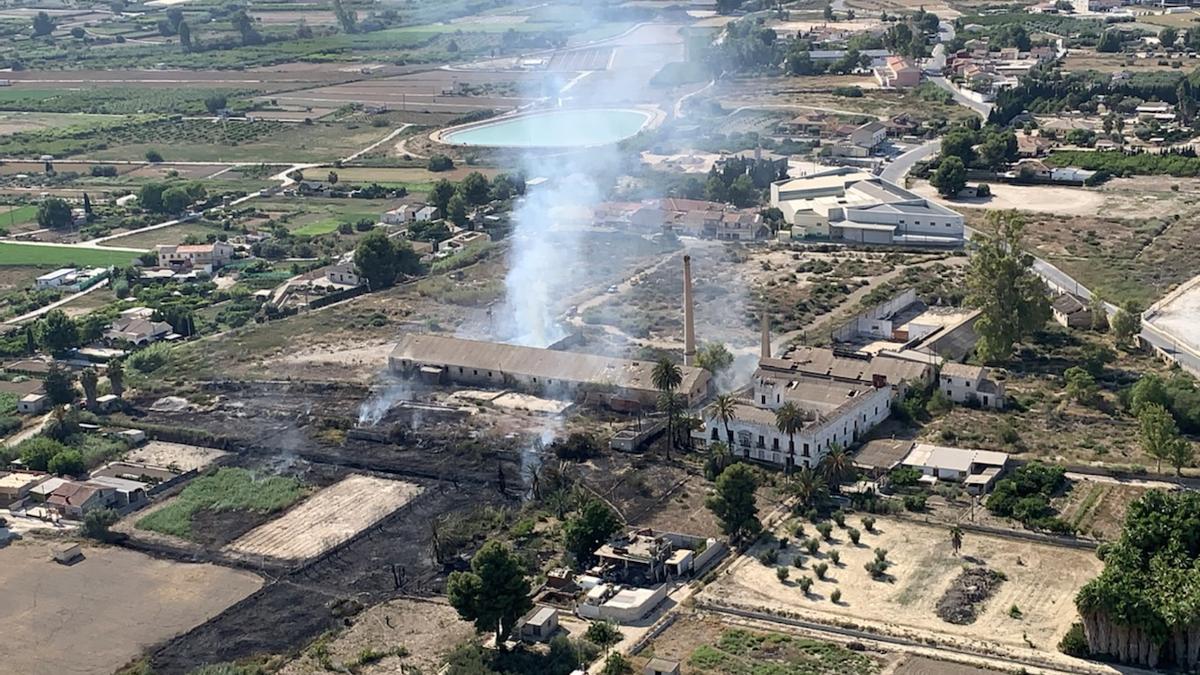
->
[772,167,964,246]
[695,340,933,471]
[939,362,1005,409]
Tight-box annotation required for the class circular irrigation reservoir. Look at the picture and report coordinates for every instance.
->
[434,108,658,149]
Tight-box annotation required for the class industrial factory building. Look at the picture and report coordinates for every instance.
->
[771,167,964,247]
[694,318,933,470]
[389,334,711,409]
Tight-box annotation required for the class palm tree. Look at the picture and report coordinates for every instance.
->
[706,441,734,480]
[653,358,683,456]
[657,391,682,461]
[79,367,98,411]
[107,358,125,397]
[950,525,963,556]
[818,445,852,494]
[775,402,804,476]
[712,393,739,454]
[791,467,823,509]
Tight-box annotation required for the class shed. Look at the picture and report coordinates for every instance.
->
[96,394,121,413]
[517,606,559,643]
[18,393,48,415]
[51,543,82,564]
[645,658,681,675]
[118,429,147,445]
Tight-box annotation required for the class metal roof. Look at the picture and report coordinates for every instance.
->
[391,334,710,394]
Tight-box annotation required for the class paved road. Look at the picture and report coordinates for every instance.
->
[879,139,939,183]
[927,76,993,118]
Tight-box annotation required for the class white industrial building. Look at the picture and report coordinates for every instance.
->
[694,321,932,470]
[772,167,964,246]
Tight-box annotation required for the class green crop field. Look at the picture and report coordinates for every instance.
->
[0,205,38,227]
[0,243,143,267]
[292,220,342,236]
[136,467,305,540]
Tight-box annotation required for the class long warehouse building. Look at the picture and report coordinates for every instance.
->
[390,334,712,409]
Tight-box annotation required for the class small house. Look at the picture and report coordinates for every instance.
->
[95,394,121,413]
[939,363,1005,409]
[1052,292,1094,329]
[415,205,440,222]
[18,393,48,415]
[901,442,1009,494]
[517,606,559,643]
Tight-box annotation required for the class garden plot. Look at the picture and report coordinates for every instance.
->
[125,440,229,472]
[703,517,1102,665]
[224,474,423,561]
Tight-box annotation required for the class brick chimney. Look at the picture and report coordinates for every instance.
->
[683,255,695,367]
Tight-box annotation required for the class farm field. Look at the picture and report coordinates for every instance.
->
[0,542,262,675]
[79,119,401,163]
[0,111,128,135]
[264,70,540,117]
[702,516,1103,667]
[0,242,144,267]
[0,204,38,227]
[97,221,228,250]
[224,474,423,561]
[135,467,307,542]
[292,220,342,236]
[1061,50,1191,74]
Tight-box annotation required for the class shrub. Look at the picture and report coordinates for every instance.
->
[127,342,172,373]
[759,548,779,565]
[82,508,119,541]
[1059,622,1089,657]
[816,522,833,540]
[830,589,842,603]
[832,510,846,527]
[903,494,927,512]
[814,562,829,579]
[805,538,819,555]
[861,516,876,532]
[792,556,805,569]
[874,547,888,563]
[776,566,790,582]
[797,576,813,592]
[145,149,164,163]
[848,528,861,545]
[829,550,840,565]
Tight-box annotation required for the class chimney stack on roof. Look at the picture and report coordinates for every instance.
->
[683,255,695,367]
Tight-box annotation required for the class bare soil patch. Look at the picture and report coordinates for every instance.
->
[280,598,473,675]
[0,542,262,675]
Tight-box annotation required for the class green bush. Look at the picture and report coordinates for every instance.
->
[127,342,173,373]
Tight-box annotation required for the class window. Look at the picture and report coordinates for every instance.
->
[757,435,765,448]
[711,428,719,440]
[772,438,779,450]
[473,370,478,375]
[761,395,766,404]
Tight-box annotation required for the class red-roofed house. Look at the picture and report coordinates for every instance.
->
[46,481,114,519]
[875,56,921,88]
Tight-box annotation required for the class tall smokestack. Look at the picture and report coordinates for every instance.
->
[683,255,695,367]
[761,310,771,361]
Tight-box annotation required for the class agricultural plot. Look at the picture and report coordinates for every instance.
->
[0,243,143,267]
[125,441,229,473]
[703,516,1102,664]
[0,543,262,675]
[0,205,38,227]
[0,111,127,135]
[224,474,424,562]
[97,221,227,250]
[264,70,539,117]
[135,467,307,543]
